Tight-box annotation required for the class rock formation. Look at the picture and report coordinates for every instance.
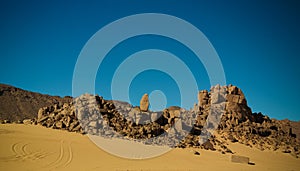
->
[188,85,300,158]
[2,83,299,158]
[139,94,149,112]
[198,90,209,106]
[36,102,82,133]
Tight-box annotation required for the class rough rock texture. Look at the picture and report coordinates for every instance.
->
[198,90,209,107]
[11,84,300,158]
[0,84,72,122]
[187,84,300,158]
[291,121,300,141]
[35,94,193,147]
[36,102,83,133]
[139,94,149,112]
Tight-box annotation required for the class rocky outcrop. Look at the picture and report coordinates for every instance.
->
[139,94,149,112]
[188,84,300,158]
[36,102,83,133]
[34,94,194,147]
[17,84,300,158]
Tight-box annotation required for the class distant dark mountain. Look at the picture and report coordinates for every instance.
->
[0,84,72,121]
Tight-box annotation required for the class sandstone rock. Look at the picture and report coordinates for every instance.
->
[151,113,158,122]
[55,121,64,129]
[139,94,149,112]
[13,120,22,124]
[202,140,215,150]
[168,108,180,119]
[3,119,10,124]
[37,108,45,120]
[38,116,49,123]
[227,94,240,103]
[72,124,82,132]
[69,120,79,131]
[55,113,64,121]
[227,85,247,105]
[23,119,32,125]
[193,103,198,113]
[198,90,209,106]
[228,135,238,143]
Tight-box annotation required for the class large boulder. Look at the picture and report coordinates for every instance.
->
[139,94,149,112]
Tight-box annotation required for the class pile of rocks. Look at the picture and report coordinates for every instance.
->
[33,85,300,158]
[220,86,300,158]
[74,94,194,147]
[35,93,193,147]
[183,85,300,157]
[36,102,83,133]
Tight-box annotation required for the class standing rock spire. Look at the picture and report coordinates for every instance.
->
[140,94,149,112]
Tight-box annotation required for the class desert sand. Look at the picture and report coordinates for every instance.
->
[0,124,299,171]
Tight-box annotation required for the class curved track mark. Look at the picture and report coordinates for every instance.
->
[0,142,48,162]
[63,142,73,167]
[45,140,64,168]
[54,142,73,169]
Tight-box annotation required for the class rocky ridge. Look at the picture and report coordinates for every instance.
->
[0,84,72,122]
[192,85,300,158]
[30,84,300,158]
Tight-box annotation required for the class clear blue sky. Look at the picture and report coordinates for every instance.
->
[0,0,299,121]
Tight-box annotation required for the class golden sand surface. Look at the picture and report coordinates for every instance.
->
[0,124,299,171]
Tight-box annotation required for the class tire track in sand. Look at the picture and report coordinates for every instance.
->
[45,140,64,168]
[0,142,48,162]
[63,142,73,167]
[44,140,73,170]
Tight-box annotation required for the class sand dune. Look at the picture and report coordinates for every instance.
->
[0,124,299,171]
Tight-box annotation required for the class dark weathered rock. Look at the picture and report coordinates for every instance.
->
[202,140,215,151]
[0,84,72,122]
[193,151,200,155]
